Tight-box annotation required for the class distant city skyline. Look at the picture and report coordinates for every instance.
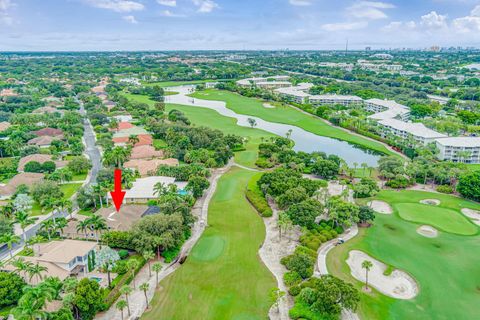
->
[0,0,479,51]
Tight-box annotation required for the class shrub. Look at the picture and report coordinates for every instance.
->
[118,249,129,260]
[255,157,274,168]
[102,231,135,250]
[112,260,128,275]
[162,246,180,263]
[246,174,273,217]
[24,161,43,173]
[283,271,302,287]
[0,272,25,308]
[436,185,454,194]
[285,252,315,279]
[288,285,301,296]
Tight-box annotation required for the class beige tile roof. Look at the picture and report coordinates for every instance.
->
[18,154,68,171]
[32,127,64,137]
[35,239,97,264]
[124,158,179,176]
[0,121,11,132]
[2,258,70,285]
[33,106,63,114]
[129,145,164,159]
[27,135,60,146]
[0,172,44,198]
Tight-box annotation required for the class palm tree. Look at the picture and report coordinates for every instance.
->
[1,233,21,259]
[55,217,68,237]
[40,219,56,241]
[120,285,133,317]
[27,262,48,285]
[55,199,72,218]
[128,134,139,147]
[116,300,128,320]
[1,202,15,219]
[15,211,36,243]
[10,257,32,278]
[143,251,155,278]
[92,185,104,208]
[152,262,162,287]
[12,296,48,320]
[85,214,107,242]
[361,162,368,177]
[127,259,139,289]
[76,220,90,238]
[362,260,373,290]
[140,282,150,309]
[103,146,130,168]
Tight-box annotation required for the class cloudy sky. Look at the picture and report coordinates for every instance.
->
[0,0,479,50]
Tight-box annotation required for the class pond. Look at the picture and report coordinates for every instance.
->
[166,86,381,166]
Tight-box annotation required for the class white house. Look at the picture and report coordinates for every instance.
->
[110,176,188,203]
[378,118,447,145]
[435,137,480,163]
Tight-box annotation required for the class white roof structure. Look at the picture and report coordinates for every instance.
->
[236,75,290,86]
[275,86,311,97]
[379,119,447,139]
[109,176,187,200]
[366,99,410,120]
[435,137,480,147]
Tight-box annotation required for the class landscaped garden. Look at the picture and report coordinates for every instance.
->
[327,190,480,320]
[142,167,276,320]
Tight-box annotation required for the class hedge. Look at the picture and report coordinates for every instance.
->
[246,173,273,217]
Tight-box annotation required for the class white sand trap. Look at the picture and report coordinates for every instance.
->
[420,199,440,206]
[368,200,392,214]
[417,225,438,238]
[263,103,275,108]
[461,208,480,226]
[346,250,418,300]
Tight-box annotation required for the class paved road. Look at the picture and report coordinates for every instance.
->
[0,99,102,261]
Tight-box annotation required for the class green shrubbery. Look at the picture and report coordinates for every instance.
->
[436,185,454,194]
[283,271,302,287]
[299,224,340,251]
[246,173,273,217]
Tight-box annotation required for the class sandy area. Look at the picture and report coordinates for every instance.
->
[420,199,440,206]
[368,200,393,214]
[263,103,275,108]
[461,208,480,226]
[416,225,438,238]
[346,250,419,300]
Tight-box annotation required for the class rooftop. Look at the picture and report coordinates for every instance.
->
[0,172,45,198]
[108,176,186,200]
[379,119,447,139]
[18,154,68,171]
[35,239,97,264]
[32,127,64,137]
[435,137,480,147]
[28,135,60,146]
[112,126,149,138]
[130,145,164,160]
[124,158,179,176]
[309,94,363,101]
[0,121,11,132]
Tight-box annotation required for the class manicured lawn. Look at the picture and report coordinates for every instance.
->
[60,183,83,199]
[125,93,276,168]
[164,91,179,96]
[189,89,396,157]
[327,190,480,320]
[394,202,477,235]
[72,172,88,181]
[152,139,168,150]
[142,80,224,87]
[143,167,276,320]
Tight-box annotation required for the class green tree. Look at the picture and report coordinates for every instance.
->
[143,251,155,278]
[362,260,373,290]
[0,271,25,308]
[95,246,120,287]
[127,259,139,289]
[27,262,48,285]
[0,232,21,259]
[72,278,104,320]
[152,262,162,287]
[185,175,210,198]
[457,170,480,201]
[116,299,128,320]
[140,282,150,309]
[120,285,133,317]
[14,211,36,243]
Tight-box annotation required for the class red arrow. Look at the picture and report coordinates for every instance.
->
[110,169,126,212]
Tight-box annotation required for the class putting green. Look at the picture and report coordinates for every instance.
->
[191,236,226,262]
[394,203,477,236]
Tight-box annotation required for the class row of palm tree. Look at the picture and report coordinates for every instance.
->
[39,217,68,241]
[75,214,107,241]
[10,257,49,285]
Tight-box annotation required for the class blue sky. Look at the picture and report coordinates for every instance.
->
[0,0,479,50]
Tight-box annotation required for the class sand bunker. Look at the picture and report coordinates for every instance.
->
[420,199,440,206]
[346,250,418,300]
[461,208,480,226]
[416,225,438,238]
[263,103,275,108]
[368,200,392,214]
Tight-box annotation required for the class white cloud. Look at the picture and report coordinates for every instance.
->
[471,5,480,17]
[452,5,480,33]
[382,20,416,32]
[159,9,185,17]
[289,0,312,6]
[84,0,144,13]
[157,0,176,7]
[321,21,368,31]
[192,0,218,13]
[122,15,138,23]
[420,11,448,29]
[0,0,14,25]
[347,1,395,20]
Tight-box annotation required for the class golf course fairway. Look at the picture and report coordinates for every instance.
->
[142,167,276,319]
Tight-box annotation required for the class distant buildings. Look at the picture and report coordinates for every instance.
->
[309,95,363,107]
[436,137,480,163]
[365,99,410,121]
[236,76,291,89]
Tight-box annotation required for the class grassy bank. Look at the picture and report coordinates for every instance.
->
[327,190,480,319]
[143,167,276,320]
[190,89,396,157]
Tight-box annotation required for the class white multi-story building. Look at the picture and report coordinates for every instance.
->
[255,81,292,89]
[435,137,480,163]
[309,94,363,107]
[236,76,290,88]
[275,86,311,104]
[365,98,410,121]
[378,118,447,145]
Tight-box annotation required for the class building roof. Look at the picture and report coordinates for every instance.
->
[379,119,447,139]
[33,106,63,114]
[309,94,363,101]
[18,154,68,172]
[35,239,97,264]
[112,126,149,138]
[366,99,410,120]
[116,122,134,130]
[435,137,480,147]
[28,135,60,146]
[0,172,44,198]
[107,176,184,200]
[112,115,133,122]
[93,205,148,231]
[124,158,179,176]
[275,86,311,97]
[129,145,164,160]
[32,127,64,137]
[112,134,153,147]
[0,89,17,97]
[2,258,70,284]
[0,121,11,132]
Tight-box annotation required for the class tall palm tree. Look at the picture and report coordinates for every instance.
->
[120,285,133,317]
[143,251,155,278]
[27,262,48,285]
[86,214,107,242]
[10,257,32,279]
[40,219,56,241]
[362,260,373,290]
[128,134,139,147]
[92,185,104,208]
[76,220,91,238]
[361,162,368,177]
[152,262,162,287]
[55,217,68,237]
[127,259,139,289]
[0,233,21,259]
[1,202,15,219]
[140,282,150,309]
[116,300,128,320]
[14,211,36,243]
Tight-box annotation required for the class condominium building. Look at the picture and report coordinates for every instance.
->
[435,137,480,163]
[236,76,290,88]
[309,94,363,107]
[365,99,410,121]
[378,118,447,145]
[275,86,311,104]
